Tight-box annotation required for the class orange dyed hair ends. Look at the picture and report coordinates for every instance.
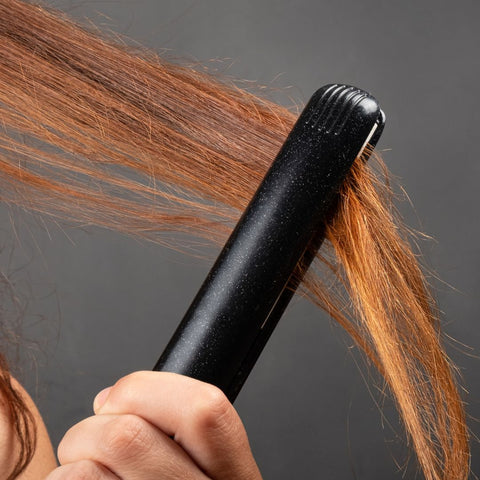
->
[0,0,470,479]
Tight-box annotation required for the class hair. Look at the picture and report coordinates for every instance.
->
[0,0,471,478]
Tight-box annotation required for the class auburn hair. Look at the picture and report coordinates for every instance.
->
[0,0,470,478]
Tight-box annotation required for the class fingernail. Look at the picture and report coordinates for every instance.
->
[93,386,112,412]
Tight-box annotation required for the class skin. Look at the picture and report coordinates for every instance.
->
[44,371,263,479]
[1,379,57,479]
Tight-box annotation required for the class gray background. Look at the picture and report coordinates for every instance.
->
[1,0,479,478]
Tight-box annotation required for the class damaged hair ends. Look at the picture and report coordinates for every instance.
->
[0,0,470,479]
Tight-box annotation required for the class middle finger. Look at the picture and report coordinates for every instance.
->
[58,414,210,480]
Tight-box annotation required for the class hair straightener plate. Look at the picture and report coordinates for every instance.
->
[154,84,386,402]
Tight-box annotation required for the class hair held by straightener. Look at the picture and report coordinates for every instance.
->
[0,0,470,479]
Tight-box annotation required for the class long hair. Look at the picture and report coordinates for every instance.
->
[0,1,470,478]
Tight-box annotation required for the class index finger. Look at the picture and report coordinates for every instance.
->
[94,371,261,480]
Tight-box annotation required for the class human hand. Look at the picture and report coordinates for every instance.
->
[45,371,262,479]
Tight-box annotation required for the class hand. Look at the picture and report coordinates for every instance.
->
[45,371,262,479]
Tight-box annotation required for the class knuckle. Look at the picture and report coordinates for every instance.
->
[57,419,89,464]
[100,414,152,461]
[190,383,234,433]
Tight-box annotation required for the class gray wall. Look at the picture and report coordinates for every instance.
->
[1,1,479,478]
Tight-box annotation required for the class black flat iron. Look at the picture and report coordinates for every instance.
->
[154,84,386,402]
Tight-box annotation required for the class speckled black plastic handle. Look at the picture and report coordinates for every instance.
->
[153,84,385,402]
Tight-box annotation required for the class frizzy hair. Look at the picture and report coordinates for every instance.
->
[0,0,470,479]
